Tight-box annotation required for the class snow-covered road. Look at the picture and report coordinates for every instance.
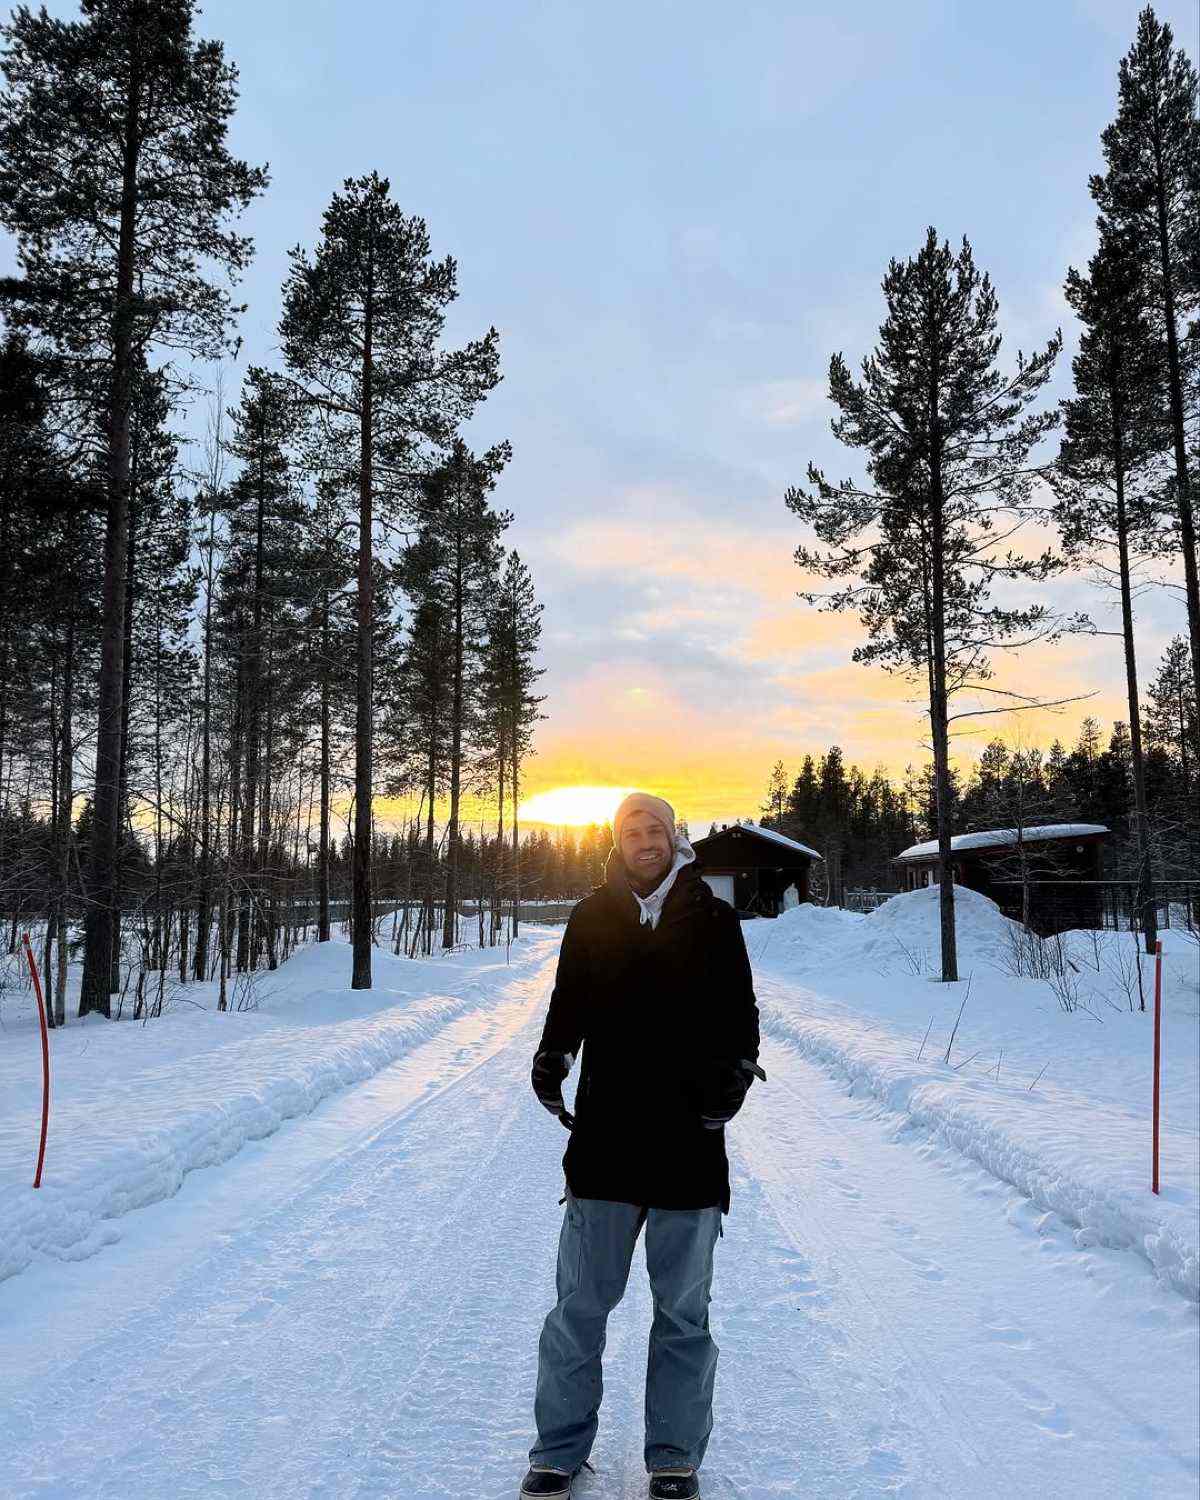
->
[0,928,1196,1499]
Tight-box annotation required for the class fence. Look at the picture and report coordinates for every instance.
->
[843,889,895,914]
[992,880,1200,935]
[296,898,580,927]
[837,881,1200,933]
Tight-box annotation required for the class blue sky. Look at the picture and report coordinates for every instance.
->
[4,0,1196,824]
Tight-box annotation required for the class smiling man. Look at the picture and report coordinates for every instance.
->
[520,791,763,1500]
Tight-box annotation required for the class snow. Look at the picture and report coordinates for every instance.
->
[0,904,1196,1498]
[749,886,1200,1300]
[707,821,824,860]
[895,823,1111,860]
[0,937,546,1284]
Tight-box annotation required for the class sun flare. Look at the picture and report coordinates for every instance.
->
[518,785,635,828]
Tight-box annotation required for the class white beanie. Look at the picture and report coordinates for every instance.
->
[613,791,676,846]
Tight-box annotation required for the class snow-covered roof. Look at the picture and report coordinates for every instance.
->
[894,823,1110,862]
[700,821,823,861]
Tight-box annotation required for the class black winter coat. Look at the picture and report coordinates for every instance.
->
[535,852,760,1214]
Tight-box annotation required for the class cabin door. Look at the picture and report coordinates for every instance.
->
[701,873,736,906]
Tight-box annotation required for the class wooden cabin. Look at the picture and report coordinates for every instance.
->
[692,823,823,917]
[893,823,1111,935]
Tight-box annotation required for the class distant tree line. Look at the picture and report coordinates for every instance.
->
[754,635,1197,915]
[0,0,545,1023]
[786,7,1197,976]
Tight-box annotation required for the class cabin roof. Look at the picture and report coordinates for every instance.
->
[694,822,823,861]
[894,823,1111,863]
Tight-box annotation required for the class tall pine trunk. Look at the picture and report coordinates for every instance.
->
[194,505,217,978]
[442,534,465,951]
[238,481,267,971]
[351,225,375,988]
[220,646,245,1011]
[80,45,141,1018]
[258,626,277,969]
[1150,114,1200,727]
[54,614,75,1027]
[45,652,59,1020]
[424,755,437,957]
[0,501,10,941]
[493,706,506,946]
[510,708,520,941]
[318,582,332,943]
[235,622,256,972]
[927,380,959,982]
[1112,401,1157,957]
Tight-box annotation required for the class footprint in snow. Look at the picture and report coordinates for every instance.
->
[233,1298,277,1326]
[1009,1376,1074,1439]
[981,1323,1031,1349]
[891,1247,946,1282]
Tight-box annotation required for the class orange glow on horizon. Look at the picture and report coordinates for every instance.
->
[518,785,636,828]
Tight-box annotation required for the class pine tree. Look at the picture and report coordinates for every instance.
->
[1143,635,1199,893]
[306,485,357,947]
[1091,8,1200,720]
[1044,739,1074,820]
[959,742,999,836]
[761,760,788,827]
[408,440,510,949]
[1144,636,1197,788]
[220,368,308,972]
[492,551,545,938]
[0,331,103,1013]
[815,748,850,905]
[120,376,197,1011]
[280,173,500,987]
[0,0,267,1016]
[786,756,820,844]
[977,745,1057,928]
[388,543,453,956]
[1051,230,1167,950]
[788,229,1064,979]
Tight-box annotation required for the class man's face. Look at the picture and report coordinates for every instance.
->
[619,811,673,886]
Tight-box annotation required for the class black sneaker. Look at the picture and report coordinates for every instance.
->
[520,1467,572,1497]
[649,1470,699,1499]
[520,1460,593,1497]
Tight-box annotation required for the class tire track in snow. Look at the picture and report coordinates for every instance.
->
[726,1023,1198,1495]
[725,1099,996,1497]
[0,947,567,1500]
[3,928,1195,1498]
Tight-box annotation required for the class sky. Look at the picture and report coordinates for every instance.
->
[3,0,1197,830]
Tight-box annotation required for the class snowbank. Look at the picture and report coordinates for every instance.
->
[895,823,1109,860]
[0,935,551,1286]
[766,883,1022,972]
[752,888,1200,1301]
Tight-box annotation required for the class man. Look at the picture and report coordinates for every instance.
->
[520,791,763,1500]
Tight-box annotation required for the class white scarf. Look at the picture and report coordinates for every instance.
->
[632,834,696,930]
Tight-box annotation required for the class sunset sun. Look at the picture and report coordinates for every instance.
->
[518,785,635,828]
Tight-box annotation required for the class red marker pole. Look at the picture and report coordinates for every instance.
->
[1151,938,1163,1196]
[22,933,50,1189]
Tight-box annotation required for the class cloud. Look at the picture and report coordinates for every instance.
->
[524,486,1168,823]
[738,377,830,428]
[545,488,804,599]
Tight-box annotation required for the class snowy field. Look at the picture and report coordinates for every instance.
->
[0,892,1196,1499]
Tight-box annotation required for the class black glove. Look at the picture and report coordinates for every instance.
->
[701,1058,766,1130]
[531,1049,575,1129]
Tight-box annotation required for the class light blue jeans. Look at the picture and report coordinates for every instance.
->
[529,1192,723,1475]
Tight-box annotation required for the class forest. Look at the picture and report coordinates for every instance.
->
[755,683,1196,912]
[782,7,1198,977]
[0,0,544,1022]
[0,2,1196,1021]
